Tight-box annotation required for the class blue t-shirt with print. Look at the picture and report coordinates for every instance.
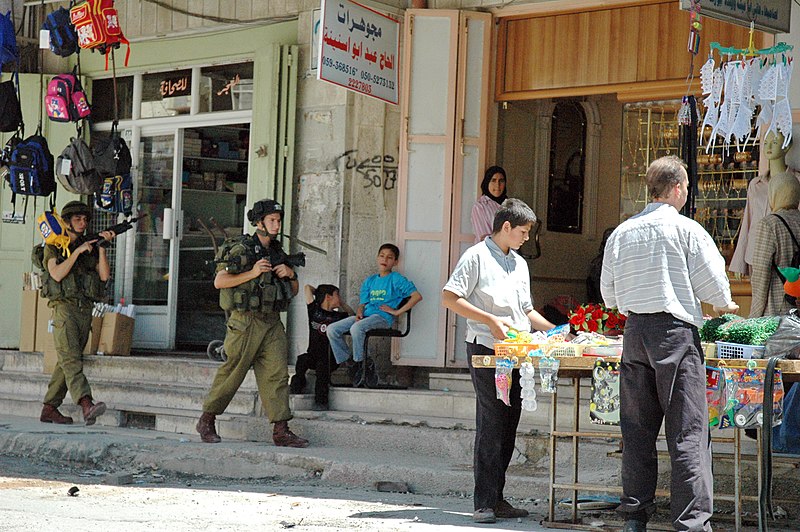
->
[360,271,417,325]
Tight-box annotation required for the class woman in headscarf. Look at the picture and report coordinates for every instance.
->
[470,166,507,244]
[749,171,800,318]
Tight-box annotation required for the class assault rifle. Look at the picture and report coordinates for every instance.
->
[81,214,147,248]
[215,238,306,271]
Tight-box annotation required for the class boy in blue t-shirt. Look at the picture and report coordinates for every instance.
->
[326,243,422,372]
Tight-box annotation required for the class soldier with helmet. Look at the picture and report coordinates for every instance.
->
[40,200,115,426]
[195,198,308,448]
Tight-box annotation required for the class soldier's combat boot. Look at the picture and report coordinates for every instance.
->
[78,396,106,426]
[40,404,73,424]
[272,420,309,448]
[196,412,221,443]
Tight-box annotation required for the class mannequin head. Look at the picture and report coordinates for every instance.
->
[764,131,791,161]
[768,171,800,211]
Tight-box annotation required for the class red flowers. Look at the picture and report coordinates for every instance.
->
[568,303,626,335]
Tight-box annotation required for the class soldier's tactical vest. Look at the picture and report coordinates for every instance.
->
[215,234,294,313]
[32,243,105,303]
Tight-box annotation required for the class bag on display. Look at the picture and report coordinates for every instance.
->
[57,137,101,195]
[69,0,130,67]
[0,10,19,68]
[93,130,131,178]
[43,7,79,57]
[95,173,132,216]
[45,72,91,122]
[9,134,56,197]
[0,76,22,131]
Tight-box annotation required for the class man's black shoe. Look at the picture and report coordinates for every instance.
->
[494,499,529,518]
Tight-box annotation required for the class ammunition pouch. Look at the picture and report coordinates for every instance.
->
[219,273,293,313]
[41,269,103,303]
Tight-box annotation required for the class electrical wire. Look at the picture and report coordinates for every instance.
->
[141,0,296,26]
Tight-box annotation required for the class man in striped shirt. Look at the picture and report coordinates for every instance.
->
[601,155,738,532]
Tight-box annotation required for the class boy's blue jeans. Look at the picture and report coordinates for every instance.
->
[326,314,390,364]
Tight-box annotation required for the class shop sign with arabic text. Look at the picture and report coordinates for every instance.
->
[318,0,399,105]
[679,0,790,34]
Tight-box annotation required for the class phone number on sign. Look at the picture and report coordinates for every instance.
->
[321,57,358,76]
[360,71,395,90]
[348,78,372,94]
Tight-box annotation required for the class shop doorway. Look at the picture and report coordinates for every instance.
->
[132,122,249,350]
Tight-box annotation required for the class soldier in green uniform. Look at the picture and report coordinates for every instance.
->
[40,201,114,426]
[196,199,308,448]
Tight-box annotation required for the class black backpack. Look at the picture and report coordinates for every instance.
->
[57,137,101,195]
[93,128,131,178]
[0,74,22,132]
[772,213,800,306]
[43,7,79,57]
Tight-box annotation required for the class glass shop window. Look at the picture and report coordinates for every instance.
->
[91,76,134,122]
[547,101,586,234]
[140,69,193,118]
[199,62,254,113]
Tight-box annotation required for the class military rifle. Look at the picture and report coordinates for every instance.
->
[81,214,147,248]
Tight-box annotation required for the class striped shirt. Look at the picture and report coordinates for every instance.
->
[443,237,534,349]
[600,202,732,328]
[471,195,501,244]
[749,209,800,317]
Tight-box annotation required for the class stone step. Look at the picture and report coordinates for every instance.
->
[429,372,474,393]
[0,351,260,390]
[0,372,259,416]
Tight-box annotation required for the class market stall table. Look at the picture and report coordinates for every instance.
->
[471,354,800,530]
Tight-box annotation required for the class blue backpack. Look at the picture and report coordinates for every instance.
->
[0,11,19,69]
[9,134,56,197]
[43,7,79,57]
[95,173,132,216]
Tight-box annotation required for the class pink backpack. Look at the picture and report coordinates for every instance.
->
[45,71,91,123]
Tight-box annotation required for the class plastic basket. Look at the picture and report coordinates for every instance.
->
[715,341,765,360]
[543,342,586,357]
[493,343,540,358]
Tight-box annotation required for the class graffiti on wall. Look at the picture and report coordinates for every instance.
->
[336,149,397,190]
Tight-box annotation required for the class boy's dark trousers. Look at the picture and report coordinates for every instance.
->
[467,341,522,511]
[291,350,340,405]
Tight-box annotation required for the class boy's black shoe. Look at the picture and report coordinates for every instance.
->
[289,376,304,394]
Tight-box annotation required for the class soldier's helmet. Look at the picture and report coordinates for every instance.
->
[247,199,283,226]
[61,201,92,223]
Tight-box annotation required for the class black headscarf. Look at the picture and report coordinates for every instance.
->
[481,166,508,204]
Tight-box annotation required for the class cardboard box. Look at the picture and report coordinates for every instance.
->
[19,289,39,352]
[98,313,135,356]
[83,316,104,355]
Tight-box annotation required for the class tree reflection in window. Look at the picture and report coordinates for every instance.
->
[547,101,586,233]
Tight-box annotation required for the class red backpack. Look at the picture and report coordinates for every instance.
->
[70,0,130,69]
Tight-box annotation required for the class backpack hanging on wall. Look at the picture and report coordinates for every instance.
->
[95,173,132,216]
[0,11,22,133]
[93,127,131,178]
[46,70,91,122]
[9,134,56,197]
[57,137,101,195]
[70,0,130,69]
[43,7,79,57]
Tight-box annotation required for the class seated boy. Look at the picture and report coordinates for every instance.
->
[326,244,422,385]
[290,284,353,410]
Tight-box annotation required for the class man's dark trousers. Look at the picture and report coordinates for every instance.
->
[619,313,713,531]
[467,341,522,511]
